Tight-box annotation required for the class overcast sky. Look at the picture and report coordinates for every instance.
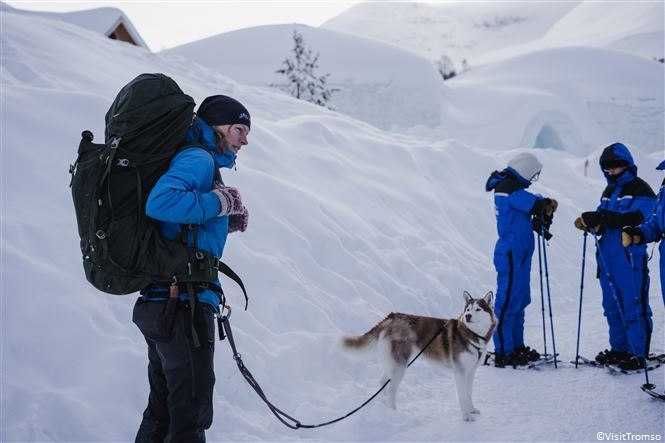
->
[4,1,361,51]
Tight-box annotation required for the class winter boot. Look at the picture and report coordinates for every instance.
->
[514,346,540,362]
[506,351,530,367]
[617,355,645,371]
[595,349,629,365]
[494,353,508,368]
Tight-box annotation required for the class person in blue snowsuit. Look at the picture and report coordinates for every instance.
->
[622,159,665,307]
[485,152,558,367]
[575,142,655,371]
[134,95,251,443]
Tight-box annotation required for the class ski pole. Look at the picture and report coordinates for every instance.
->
[575,231,588,368]
[625,249,653,388]
[590,229,627,326]
[536,226,548,358]
[541,223,558,368]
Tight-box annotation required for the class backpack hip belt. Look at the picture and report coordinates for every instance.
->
[174,249,219,284]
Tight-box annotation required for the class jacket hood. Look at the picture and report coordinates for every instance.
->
[184,116,237,169]
[599,142,637,184]
[485,169,530,191]
[485,170,506,192]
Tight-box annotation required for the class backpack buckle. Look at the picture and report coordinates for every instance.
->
[95,230,106,240]
[109,137,121,149]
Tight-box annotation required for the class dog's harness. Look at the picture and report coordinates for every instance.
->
[467,335,489,361]
[440,320,490,361]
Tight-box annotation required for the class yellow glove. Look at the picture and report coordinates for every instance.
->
[575,211,603,232]
[621,231,632,247]
[544,198,558,217]
[574,217,586,231]
[621,226,643,247]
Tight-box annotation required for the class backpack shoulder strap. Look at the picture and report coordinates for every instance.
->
[171,143,243,307]
[175,142,223,185]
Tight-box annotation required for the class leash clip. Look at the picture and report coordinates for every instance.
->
[217,304,232,341]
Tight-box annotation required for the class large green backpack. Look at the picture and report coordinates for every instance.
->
[69,73,215,294]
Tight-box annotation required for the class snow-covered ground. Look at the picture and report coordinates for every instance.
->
[1,2,664,442]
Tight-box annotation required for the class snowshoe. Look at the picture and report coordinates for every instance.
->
[606,353,665,375]
[573,355,604,368]
[487,351,536,369]
[641,384,665,401]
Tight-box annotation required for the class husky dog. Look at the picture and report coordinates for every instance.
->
[342,291,497,421]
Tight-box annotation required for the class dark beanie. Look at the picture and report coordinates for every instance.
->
[197,95,251,129]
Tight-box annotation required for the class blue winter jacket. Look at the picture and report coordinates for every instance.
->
[637,160,665,295]
[486,167,541,254]
[638,160,665,245]
[142,116,237,310]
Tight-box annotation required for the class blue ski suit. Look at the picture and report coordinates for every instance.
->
[635,159,665,306]
[590,144,655,358]
[486,167,548,357]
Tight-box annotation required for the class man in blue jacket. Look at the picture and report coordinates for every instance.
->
[623,160,665,397]
[486,152,558,367]
[134,95,251,442]
[622,160,665,308]
[575,142,655,371]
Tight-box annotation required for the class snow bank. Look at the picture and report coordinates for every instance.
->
[441,46,664,156]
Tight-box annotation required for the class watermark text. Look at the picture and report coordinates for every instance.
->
[597,432,662,441]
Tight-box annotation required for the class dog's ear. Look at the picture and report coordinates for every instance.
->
[463,291,473,304]
[484,291,494,309]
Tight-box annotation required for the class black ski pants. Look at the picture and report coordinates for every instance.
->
[134,300,216,443]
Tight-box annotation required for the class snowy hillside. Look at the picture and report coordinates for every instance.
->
[161,16,664,155]
[472,0,665,66]
[1,4,665,443]
[322,1,664,67]
[162,24,445,132]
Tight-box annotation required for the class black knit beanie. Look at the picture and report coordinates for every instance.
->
[197,95,251,129]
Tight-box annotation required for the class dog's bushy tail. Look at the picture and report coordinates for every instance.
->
[341,318,386,353]
[342,333,376,349]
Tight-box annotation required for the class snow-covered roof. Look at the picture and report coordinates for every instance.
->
[59,7,148,49]
[0,2,148,50]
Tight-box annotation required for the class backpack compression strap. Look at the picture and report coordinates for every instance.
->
[218,260,249,310]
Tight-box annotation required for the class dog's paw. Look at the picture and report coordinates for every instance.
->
[462,412,476,422]
[471,407,480,415]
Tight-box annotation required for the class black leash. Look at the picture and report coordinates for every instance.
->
[220,312,447,429]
